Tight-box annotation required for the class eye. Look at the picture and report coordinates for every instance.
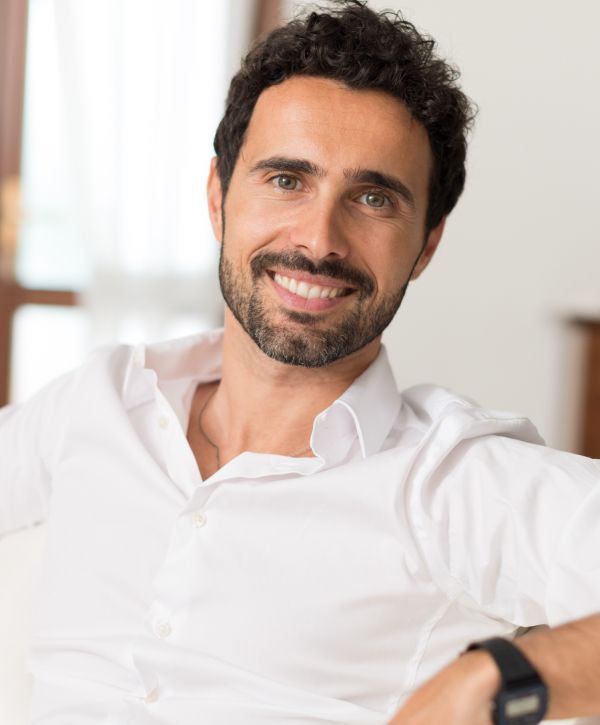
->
[358,190,392,209]
[273,174,301,191]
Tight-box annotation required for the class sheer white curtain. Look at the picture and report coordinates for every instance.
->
[52,0,231,344]
[15,0,255,402]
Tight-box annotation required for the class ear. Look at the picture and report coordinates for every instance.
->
[410,217,446,280]
[207,157,224,243]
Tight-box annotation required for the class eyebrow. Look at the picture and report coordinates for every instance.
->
[249,156,416,210]
[250,156,325,178]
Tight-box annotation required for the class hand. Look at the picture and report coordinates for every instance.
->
[387,650,500,725]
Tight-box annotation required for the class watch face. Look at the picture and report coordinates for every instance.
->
[506,693,543,718]
[496,683,548,725]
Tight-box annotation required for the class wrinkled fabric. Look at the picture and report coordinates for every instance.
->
[1,329,599,724]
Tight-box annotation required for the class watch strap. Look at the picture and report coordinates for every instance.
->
[466,637,548,724]
[467,637,544,688]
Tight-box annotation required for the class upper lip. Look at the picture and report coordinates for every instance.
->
[268,268,355,290]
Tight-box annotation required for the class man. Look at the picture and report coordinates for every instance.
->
[1,2,599,724]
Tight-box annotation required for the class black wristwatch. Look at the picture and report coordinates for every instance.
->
[466,637,548,725]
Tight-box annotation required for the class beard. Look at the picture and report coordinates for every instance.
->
[219,244,410,368]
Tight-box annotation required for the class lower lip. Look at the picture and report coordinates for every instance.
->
[267,274,354,312]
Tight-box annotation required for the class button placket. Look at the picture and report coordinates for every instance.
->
[154,387,204,497]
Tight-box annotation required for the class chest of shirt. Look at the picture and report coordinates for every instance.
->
[34,402,447,705]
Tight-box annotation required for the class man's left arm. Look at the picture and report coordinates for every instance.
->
[389,610,600,724]
[390,429,600,725]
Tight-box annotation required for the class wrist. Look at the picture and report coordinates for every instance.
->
[459,648,503,701]
[465,637,549,724]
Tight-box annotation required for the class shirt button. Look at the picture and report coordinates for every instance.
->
[191,511,207,528]
[153,619,172,638]
[158,415,169,429]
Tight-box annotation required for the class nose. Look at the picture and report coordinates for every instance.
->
[291,197,350,262]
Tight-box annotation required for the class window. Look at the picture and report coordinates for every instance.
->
[9,1,254,402]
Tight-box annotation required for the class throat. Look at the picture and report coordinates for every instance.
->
[187,380,316,479]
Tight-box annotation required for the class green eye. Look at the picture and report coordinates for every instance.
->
[364,191,386,207]
[276,175,298,190]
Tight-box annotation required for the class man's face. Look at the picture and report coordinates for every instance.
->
[208,76,443,367]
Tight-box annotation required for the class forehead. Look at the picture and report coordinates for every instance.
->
[238,76,432,195]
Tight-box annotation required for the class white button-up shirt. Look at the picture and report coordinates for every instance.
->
[1,329,599,724]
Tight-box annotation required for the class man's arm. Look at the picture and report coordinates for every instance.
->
[389,613,600,724]
[394,429,600,724]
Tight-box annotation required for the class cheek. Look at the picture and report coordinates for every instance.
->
[224,190,291,254]
[368,244,418,294]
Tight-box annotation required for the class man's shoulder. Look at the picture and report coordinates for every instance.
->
[397,383,546,448]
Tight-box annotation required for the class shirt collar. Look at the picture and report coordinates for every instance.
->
[328,344,401,458]
[143,328,223,384]
[122,329,223,411]
[122,329,401,461]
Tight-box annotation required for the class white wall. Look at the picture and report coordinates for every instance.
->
[285,0,600,451]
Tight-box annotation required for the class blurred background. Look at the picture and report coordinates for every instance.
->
[1,0,599,454]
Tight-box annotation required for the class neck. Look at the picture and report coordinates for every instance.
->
[210,311,381,457]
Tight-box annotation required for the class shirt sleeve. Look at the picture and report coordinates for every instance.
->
[0,370,75,537]
[412,433,600,628]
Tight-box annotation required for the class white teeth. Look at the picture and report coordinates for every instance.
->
[272,272,347,300]
[296,281,310,297]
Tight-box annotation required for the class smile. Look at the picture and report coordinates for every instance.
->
[266,270,356,312]
[273,272,350,299]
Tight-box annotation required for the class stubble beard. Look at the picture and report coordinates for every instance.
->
[218,243,410,369]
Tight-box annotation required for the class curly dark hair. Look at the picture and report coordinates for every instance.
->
[213,0,476,234]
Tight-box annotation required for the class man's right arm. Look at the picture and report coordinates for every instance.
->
[0,371,74,537]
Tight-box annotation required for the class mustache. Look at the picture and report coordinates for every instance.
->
[250,251,375,296]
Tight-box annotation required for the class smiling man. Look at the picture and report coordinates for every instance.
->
[1,2,600,725]
[190,73,443,482]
